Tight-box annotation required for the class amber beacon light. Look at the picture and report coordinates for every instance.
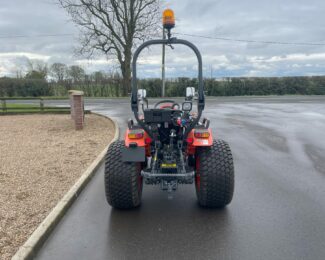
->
[163,9,175,29]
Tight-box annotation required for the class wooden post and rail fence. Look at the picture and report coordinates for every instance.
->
[1,92,86,130]
[0,97,67,113]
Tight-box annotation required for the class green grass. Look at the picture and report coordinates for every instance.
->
[0,96,70,100]
[5,104,39,109]
[0,103,71,114]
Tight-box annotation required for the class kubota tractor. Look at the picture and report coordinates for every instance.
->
[104,9,234,209]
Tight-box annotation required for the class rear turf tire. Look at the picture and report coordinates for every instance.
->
[195,139,234,208]
[104,140,143,209]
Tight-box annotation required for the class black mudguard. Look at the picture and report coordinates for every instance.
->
[121,146,146,162]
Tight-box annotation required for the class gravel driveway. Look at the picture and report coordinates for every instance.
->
[0,114,114,260]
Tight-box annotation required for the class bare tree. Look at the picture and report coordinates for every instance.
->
[67,65,85,83]
[50,63,67,82]
[59,0,160,95]
[26,59,48,79]
[92,71,104,84]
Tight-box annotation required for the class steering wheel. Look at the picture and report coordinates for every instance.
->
[154,100,180,110]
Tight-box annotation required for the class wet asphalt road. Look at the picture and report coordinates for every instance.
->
[34,96,325,260]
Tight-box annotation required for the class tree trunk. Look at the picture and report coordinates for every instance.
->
[120,46,132,96]
[121,65,131,96]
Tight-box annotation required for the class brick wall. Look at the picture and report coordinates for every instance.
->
[69,90,84,130]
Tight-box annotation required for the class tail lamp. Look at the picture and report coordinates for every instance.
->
[145,137,152,144]
[186,137,194,144]
[128,130,144,139]
[194,130,210,138]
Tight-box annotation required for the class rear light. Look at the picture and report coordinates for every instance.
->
[145,137,152,144]
[186,137,194,144]
[128,130,144,139]
[194,130,210,138]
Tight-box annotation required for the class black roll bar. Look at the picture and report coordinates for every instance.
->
[131,37,205,141]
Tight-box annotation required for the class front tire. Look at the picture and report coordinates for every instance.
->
[104,141,143,209]
[195,139,234,208]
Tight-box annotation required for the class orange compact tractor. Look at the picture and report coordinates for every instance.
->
[105,9,234,209]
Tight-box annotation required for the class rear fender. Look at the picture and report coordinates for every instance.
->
[124,129,151,156]
[186,128,213,155]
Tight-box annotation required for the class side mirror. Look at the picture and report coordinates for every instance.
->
[137,89,147,99]
[186,87,195,100]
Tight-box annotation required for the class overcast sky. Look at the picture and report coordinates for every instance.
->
[1,0,325,78]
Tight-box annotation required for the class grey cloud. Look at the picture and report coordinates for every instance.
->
[1,0,325,77]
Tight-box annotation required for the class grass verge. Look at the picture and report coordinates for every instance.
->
[0,104,71,114]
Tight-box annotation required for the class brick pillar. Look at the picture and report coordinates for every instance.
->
[69,90,84,130]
